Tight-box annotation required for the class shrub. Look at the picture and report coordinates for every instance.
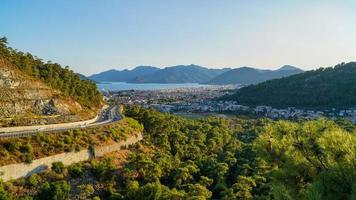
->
[4,141,19,153]
[24,154,33,164]
[51,162,65,174]
[78,184,94,199]
[68,163,84,178]
[36,181,70,200]
[20,143,33,154]
[0,186,12,200]
[25,174,40,187]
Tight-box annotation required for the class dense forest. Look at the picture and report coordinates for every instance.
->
[205,65,302,85]
[222,62,356,108]
[0,37,102,109]
[1,107,354,199]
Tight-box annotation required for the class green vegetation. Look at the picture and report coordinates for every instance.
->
[0,107,355,199]
[222,62,356,108]
[206,65,303,85]
[52,162,65,174]
[0,37,102,109]
[36,181,71,200]
[0,117,143,166]
[123,107,356,199]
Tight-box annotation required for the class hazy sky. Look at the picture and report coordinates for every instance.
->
[1,0,356,75]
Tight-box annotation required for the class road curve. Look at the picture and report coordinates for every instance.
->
[0,105,122,139]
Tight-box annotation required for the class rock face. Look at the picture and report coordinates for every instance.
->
[0,65,82,122]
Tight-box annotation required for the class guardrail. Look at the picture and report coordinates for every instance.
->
[0,105,124,139]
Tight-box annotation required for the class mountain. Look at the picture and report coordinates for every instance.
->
[89,66,160,82]
[0,37,102,126]
[206,65,303,85]
[128,64,231,83]
[221,62,356,108]
[78,73,90,80]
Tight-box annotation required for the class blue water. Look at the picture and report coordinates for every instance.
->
[97,82,213,91]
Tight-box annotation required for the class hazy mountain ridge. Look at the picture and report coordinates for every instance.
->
[205,65,303,85]
[89,66,160,82]
[128,64,231,83]
[90,65,303,84]
[221,62,356,108]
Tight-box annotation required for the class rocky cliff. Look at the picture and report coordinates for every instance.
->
[0,59,88,127]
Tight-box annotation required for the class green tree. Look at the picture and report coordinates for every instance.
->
[51,162,65,174]
[36,181,70,200]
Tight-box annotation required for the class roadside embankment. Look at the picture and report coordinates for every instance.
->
[0,132,142,181]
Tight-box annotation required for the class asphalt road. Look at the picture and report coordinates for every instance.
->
[0,105,122,139]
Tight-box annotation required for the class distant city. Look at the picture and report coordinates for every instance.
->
[104,86,356,124]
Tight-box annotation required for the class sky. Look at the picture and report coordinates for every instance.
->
[1,0,356,75]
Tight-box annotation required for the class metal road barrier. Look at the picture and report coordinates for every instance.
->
[0,106,122,139]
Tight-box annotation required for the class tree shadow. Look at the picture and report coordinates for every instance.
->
[25,164,48,177]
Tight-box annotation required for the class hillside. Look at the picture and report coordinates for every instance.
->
[0,37,102,126]
[222,62,356,108]
[89,66,159,82]
[206,65,303,85]
[128,64,230,83]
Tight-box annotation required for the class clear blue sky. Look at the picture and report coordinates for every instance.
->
[1,0,356,75]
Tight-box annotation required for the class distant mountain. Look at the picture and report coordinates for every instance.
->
[128,64,231,83]
[221,62,356,108]
[89,66,159,82]
[78,73,90,80]
[206,65,303,85]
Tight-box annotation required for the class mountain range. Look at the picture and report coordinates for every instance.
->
[128,65,231,83]
[89,65,303,85]
[221,62,356,108]
[88,66,160,82]
[205,65,303,85]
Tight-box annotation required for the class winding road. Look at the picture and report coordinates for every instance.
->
[0,105,122,138]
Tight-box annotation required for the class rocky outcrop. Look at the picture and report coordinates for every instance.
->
[0,65,83,126]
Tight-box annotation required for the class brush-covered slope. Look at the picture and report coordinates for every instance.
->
[206,65,303,85]
[222,62,356,108]
[0,37,102,126]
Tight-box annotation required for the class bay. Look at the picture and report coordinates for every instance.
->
[96,82,213,91]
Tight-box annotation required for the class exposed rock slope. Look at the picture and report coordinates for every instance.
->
[0,59,84,126]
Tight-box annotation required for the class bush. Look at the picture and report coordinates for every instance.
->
[78,184,94,199]
[36,181,70,200]
[20,143,33,154]
[0,189,12,200]
[68,163,84,178]
[24,154,33,164]
[25,174,40,187]
[51,162,65,174]
[4,141,19,153]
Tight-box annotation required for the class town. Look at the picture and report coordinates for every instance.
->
[104,87,356,124]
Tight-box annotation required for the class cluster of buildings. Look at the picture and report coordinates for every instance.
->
[148,102,356,123]
[107,85,237,106]
[105,87,356,124]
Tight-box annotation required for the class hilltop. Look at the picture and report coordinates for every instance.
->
[0,37,102,127]
[205,65,303,85]
[222,62,356,108]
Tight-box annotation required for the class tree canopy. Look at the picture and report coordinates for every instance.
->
[222,62,356,108]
